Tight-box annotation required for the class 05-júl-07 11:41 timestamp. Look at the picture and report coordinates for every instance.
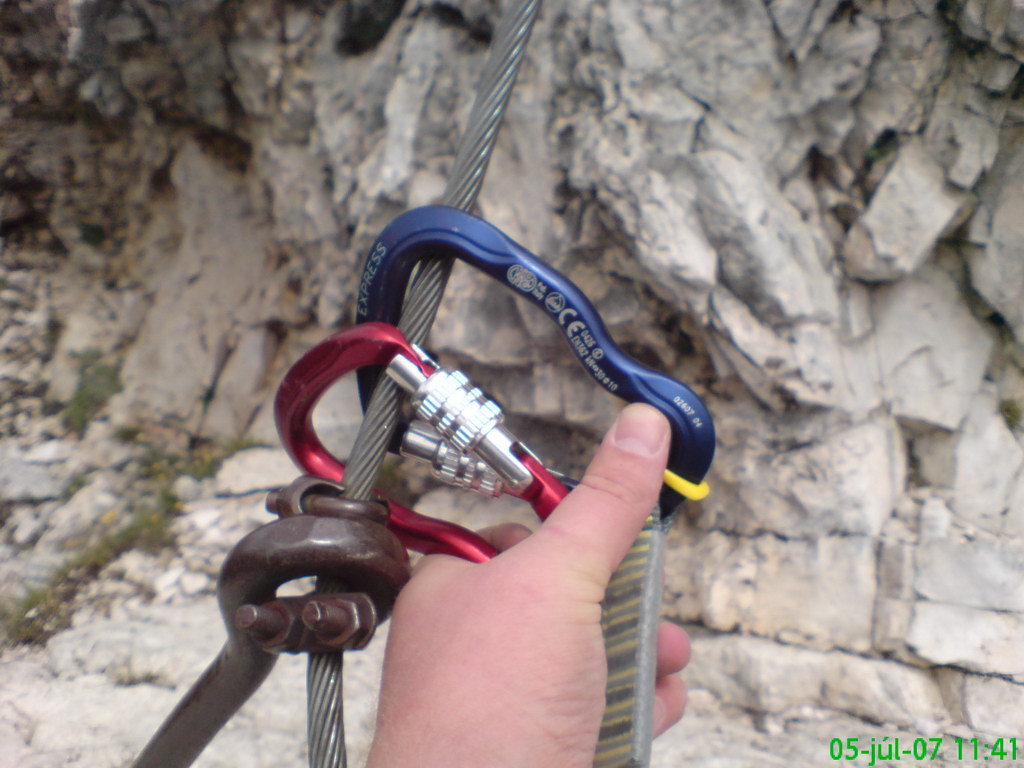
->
[829,736,1019,763]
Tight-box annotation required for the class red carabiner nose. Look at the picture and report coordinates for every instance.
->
[275,322,432,481]
[276,322,498,562]
[275,321,570,561]
[515,453,567,520]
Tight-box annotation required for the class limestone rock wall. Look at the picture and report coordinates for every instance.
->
[2,0,1024,763]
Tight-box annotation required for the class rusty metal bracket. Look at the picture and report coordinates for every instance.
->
[129,477,410,768]
[265,476,389,525]
[234,592,378,654]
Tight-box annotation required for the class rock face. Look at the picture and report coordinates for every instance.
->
[872,267,994,430]
[3,0,1024,766]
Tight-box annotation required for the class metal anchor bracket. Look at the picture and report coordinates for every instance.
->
[129,477,410,768]
[234,592,378,655]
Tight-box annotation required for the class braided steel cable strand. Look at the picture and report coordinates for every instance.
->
[384,0,542,345]
[307,636,345,768]
[442,0,540,210]
[343,0,541,500]
[305,4,541,767]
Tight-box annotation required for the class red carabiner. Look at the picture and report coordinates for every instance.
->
[274,322,568,562]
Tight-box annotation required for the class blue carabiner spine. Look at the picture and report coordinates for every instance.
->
[356,206,715,510]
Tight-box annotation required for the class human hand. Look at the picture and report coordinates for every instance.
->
[365,404,690,768]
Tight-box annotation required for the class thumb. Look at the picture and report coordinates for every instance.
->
[516,404,670,590]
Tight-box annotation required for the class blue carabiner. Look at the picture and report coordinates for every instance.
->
[356,205,715,509]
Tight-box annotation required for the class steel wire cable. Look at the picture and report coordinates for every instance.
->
[305,3,541,766]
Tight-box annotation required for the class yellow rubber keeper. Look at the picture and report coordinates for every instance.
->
[663,470,710,501]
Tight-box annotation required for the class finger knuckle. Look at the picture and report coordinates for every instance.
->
[578,468,648,510]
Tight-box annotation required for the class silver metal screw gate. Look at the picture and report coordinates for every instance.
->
[400,421,505,497]
[413,369,503,454]
[385,354,534,492]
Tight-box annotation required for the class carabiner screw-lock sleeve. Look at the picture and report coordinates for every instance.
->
[385,353,533,492]
[400,421,505,497]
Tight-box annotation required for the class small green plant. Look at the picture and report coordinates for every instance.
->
[864,130,898,165]
[376,456,404,491]
[1000,399,1022,431]
[114,426,141,443]
[78,223,106,247]
[1,434,260,645]
[337,0,405,55]
[138,449,180,484]
[62,472,90,501]
[140,437,258,484]
[62,349,121,433]
[140,446,217,484]
[1,504,176,645]
[155,486,180,516]
[2,586,66,646]
[45,317,64,359]
[112,670,162,687]
[221,435,259,457]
